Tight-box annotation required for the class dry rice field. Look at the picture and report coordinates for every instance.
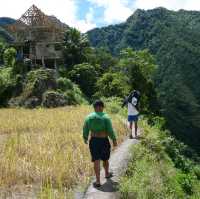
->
[0,106,127,198]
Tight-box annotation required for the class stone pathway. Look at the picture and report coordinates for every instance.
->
[82,137,139,199]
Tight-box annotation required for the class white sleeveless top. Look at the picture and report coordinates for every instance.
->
[128,97,139,116]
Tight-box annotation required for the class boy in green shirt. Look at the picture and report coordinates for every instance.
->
[83,100,117,187]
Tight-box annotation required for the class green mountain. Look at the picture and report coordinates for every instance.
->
[0,26,14,43]
[0,17,16,26]
[0,17,15,43]
[87,7,200,149]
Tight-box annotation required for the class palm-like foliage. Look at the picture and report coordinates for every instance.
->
[63,28,90,70]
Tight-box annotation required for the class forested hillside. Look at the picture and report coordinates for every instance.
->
[0,17,16,26]
[87,7,200,150]
[0,17,15,42]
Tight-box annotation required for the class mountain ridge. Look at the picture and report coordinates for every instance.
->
[87,7,200,149]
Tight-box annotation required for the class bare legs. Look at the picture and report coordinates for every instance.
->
[94,160,100,184]
[94,160,110,184]
[129,122,133,138]
[129,121,138,138]
[135,121,138,137]
[103,160,109,177]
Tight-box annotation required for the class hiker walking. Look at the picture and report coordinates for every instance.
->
[122,90,140,139]
[83,100,117,187]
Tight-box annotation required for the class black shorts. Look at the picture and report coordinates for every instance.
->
[89,137,111,162]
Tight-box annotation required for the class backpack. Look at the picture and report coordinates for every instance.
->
[122,90,140,108]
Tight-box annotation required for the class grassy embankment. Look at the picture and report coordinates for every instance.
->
[0,105,127,198]
[119,118,200,199]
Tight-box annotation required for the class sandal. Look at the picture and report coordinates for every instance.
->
[105,172,113,179]
[93,182,101,188]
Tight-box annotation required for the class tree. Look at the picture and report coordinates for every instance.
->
[68,63,98,97]
[63,28,91,70]
[95,72,130,98]
[119,48,158,113]
[3,47,16,67]
[0,42,6,65]
[87,47,118,72]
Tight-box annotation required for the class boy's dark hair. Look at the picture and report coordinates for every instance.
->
[93,100,104,108]
[122,90,141,108]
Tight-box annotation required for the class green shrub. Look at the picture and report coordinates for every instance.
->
[23,69,57,100]
[95,72,130,98]
[148,116,166,130]
[193,166,200,180]
[3,47,16,67]
[176,173,195,195]
[102,97,122,114]
[68,63,98,97]
[57,77,87,105]
[12,62,30,75]
[0,67,22,106]
[72,84,87,105]
[57,77,73,91]
[63,85,87,106]
[162,136,194,172]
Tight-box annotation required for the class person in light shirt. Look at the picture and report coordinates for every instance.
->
[122,90,140,139]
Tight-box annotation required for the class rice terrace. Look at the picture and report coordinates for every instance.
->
[0,106,127,198]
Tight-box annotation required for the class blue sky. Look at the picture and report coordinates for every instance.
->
[1,0,200,32]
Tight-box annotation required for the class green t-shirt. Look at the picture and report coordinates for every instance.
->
[83,112,117,142]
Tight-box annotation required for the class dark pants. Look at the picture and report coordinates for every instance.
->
[89,137,111,162]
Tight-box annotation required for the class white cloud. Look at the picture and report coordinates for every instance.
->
[88,0,200,26]
[134,0,200,11]
[0,0,96,32]
[184,0,200,11]
[72,8,97,33]
[88,0,134,23]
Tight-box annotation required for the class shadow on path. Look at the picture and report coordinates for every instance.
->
[96,179,119,193]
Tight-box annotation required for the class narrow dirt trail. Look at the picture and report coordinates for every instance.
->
[82,137,139,199]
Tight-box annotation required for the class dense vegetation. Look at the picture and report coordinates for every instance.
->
[0,17,15,43]
[0,17,16,26]
[0,26,156,115]
[120,117,200,198]
[87,7,200,150]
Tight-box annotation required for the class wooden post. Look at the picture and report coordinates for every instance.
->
[42,56,45,68]
[54,59,59,78]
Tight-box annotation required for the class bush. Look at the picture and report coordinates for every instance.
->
[95,72,130,98]
[193,166,200,180]
[0,67,22,106]
[57,77,87,105]
[147,116,166,130]
[17,69,57,106]
[176,173,195,195]
[42,91,67,108]
[57,77,73,91]
[162,136,194,172]
[102,97,123,114]
[12,62,30,75]
[3,47,16,67]
[68,63,98,97]
[63,85,87,105]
